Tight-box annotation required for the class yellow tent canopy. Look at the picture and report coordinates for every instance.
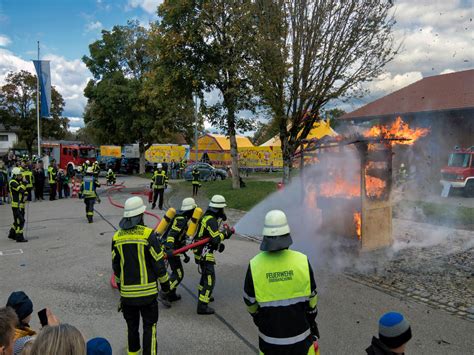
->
[260,120,337,147]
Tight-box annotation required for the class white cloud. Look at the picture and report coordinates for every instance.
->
[85,21,103,32]
[127,0,163,14]
[0,34,11,47]
[0,49,91,127]
[351,0,473,110]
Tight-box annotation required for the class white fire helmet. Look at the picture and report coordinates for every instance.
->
[181,197,197,211]
[260,210,293,252]
[86,160,90,165]
[123,196,146,218]
[108,169,113,173]
[12,167,22,176]
[157,163,162,169]
[209,195,226,209]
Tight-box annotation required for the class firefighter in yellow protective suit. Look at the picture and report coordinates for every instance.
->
[8,167,28,243]
[161,197,197,302]
[112,196,171,355]
[151,164,168,210]
[193,195,233,314]
[244,210,319,354]
[80,167,100,223]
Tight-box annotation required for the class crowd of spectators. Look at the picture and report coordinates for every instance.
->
[0,291,112,355]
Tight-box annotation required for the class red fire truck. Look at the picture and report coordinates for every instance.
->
[41,141,97,175]
[440,146,474,197]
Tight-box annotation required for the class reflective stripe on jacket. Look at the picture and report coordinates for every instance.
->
[9,179,27,208]
[152,170,168,189]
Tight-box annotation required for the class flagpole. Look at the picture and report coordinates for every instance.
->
[36,41,41,157]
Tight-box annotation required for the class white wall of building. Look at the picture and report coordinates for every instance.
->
[0,132,18,154]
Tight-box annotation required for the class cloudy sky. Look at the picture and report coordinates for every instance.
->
[0,0,472,132]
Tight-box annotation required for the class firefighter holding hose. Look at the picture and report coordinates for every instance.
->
[157,197,200,302]
[112,196,171,355]
[80,167,100,223]
[193,195,234,315]
[243,210,319,354]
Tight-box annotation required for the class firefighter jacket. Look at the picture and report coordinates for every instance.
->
[112,225,170,306]
[192,169,200,185]
[22,169,34,188]
[106,170,116,181]
[9,179,27,209]
[244,249,318,354]
[47,166,57,184]
[80,176,100,198]
[151,170,168,189]
[163,211,189,250]
[93,162,100,175]
[193,211,225,264]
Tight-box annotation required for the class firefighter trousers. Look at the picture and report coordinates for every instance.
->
[122,300,159,355]
[152,188,164,209]
[198,261,215,304]
[9,207,25,240]
[49,182,57,200]
[192,183,199,196]
[168,255,184,291]
[84,197,95,221]
[26,187,32,201]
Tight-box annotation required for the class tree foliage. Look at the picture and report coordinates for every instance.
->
[158,0,256,189]
[252,0,397,182]
[0,70,67,155]
[83,21,194,172]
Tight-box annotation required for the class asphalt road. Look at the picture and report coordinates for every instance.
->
[1,176,472,354]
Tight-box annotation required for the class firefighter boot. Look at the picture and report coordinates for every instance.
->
[167,289,182,302]
[87,215,93,223]
[197,302,215,315]
[16,234,28,243]
[8,228,15,240]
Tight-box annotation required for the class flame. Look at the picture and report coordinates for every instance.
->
[353,212,361,240]
[365,175,386,198]
[364,117,429,145]
[319,175,360,198]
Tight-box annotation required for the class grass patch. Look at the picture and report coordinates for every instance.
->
[138,172,153,179]
[202,179,277,211]
[394,200,474,229]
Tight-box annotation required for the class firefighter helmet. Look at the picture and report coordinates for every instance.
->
[157,163,162,169]
[181,197,197,211]
[108,169,113,173]
[209,195,226,209]
[260,210,293,252]
[123,196,146,218]
[86,160,90,164]
[12,167,22,176]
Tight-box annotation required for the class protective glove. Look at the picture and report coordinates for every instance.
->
[182,253,190,263]
[221,213,227,222]
[218,243,225,253]
[223,224,234,239]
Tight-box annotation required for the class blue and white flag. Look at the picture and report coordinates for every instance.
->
[33,60,51,117]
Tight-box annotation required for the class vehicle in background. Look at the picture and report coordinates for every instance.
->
[105,157,122,172]
[41,142,97,176]
[440,146,474,197]
[184,163,227,181]
[120,158,140,174]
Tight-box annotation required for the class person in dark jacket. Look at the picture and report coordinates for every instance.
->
[366,312,412,355]
[33,161,45,201]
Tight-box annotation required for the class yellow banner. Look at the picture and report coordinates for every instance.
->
[145,145,187,163]
[100,145,122,158]
[238,147,283,168]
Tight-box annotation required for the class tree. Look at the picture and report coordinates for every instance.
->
[0,70,68,156]
[158,1,256,189]
[252,0,397,183]
[252,119,279,146]
[83,21,195,173]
